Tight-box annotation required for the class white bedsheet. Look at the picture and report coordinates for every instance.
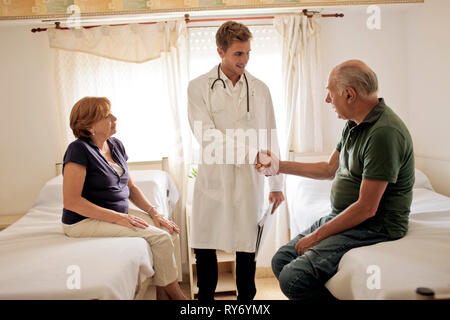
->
[326,204,450,299]
[287,171,450,299]
[0,169,178,300]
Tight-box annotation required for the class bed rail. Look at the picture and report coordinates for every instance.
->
[55,157,169,175]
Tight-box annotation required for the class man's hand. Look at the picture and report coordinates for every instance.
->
[255,150,280,176]
[269,191,285,214]
[294,232,321,255]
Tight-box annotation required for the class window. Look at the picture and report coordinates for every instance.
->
[56,49,174,161]
[188,25,286,151]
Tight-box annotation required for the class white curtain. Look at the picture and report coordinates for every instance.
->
[274,14,323,154]
[259,14,323,268]
[48,23,182,63]
[49,21,191,268]
[160,22,192,271]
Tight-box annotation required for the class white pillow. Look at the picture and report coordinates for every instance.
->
[32,170,179,218]
[33,175,63,207]
[413,168,434,191]
[129,170,179,218]
[286,175,332,239]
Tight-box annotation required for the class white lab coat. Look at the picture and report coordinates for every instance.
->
[188,65,283,253]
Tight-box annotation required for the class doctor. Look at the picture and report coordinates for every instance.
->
[187,21,285,301]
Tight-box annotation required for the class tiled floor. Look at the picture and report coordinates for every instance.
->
[182,276,287,300]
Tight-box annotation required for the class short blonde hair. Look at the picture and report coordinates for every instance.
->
[215,21,253,52]
[70,97,111,138]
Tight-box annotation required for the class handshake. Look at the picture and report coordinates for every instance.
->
[255,150,280,176]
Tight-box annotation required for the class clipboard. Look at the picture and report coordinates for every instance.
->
[255,202,274,259]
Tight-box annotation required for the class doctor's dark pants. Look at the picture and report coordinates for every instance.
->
[272,215,392,300]
[194,249,256,301]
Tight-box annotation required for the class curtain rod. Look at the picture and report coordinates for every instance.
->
[31,9,343,33]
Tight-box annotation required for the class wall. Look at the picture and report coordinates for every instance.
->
[319,5,409,153]
[405,0,450,196]
[318,0,450,197]
[0,25,61,216]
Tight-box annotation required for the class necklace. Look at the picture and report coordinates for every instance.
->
[99,144,109,155]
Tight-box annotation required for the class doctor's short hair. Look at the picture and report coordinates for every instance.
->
[70,96,111,138]
[216,21,253,52]
[333,62,379,97]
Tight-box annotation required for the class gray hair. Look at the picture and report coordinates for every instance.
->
[333,64,378,97]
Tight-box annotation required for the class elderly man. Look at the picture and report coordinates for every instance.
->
[258,60,415,300]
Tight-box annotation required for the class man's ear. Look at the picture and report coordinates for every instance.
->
[217,47,224,59]
[346,88,356,102]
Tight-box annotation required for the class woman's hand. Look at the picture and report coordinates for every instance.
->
[151,210,180,234]
[116,213,149,231]
[127,175,179,234]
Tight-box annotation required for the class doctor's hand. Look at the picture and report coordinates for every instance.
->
[269,191,285,214]
[255,150,279,176]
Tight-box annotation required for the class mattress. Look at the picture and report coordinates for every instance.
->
[0,170,178,300]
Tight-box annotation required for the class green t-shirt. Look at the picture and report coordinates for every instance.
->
[331,98,415,239]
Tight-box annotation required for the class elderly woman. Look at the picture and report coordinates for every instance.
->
[62,96,186,300]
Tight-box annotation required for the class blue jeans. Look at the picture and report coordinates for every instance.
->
[272,215,391,300]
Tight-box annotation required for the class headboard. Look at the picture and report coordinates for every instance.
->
[55,157,169,176]
[290,151,331,163]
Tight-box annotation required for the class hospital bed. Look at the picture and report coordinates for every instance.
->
[286,153,450,300]
[0,158,181,300]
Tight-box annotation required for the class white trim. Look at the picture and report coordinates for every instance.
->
[415,153,450,163]
[55,157,169,176]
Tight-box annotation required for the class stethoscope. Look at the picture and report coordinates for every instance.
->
[211,63,251,120]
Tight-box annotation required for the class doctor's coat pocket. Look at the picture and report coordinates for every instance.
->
[210,102,228,126]
[209,91,227,113]
[196,166,226,200]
